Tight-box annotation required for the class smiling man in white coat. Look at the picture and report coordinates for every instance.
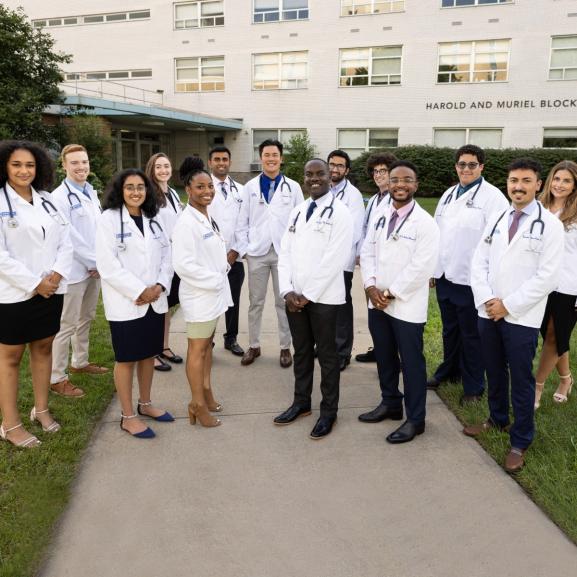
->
[275,159,353,439]
[236,139,304,368]
[464,158,564,472]
[429,145,509,403]
[360,160,440,444]
[50,145,108,399]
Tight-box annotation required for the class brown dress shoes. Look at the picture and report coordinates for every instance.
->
[504,447,526,473]
[280,348,292,368]
[241,347,261,366]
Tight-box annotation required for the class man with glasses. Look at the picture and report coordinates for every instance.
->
[355,152,397,364]
[429,145,508,404]
[327,150,365,371]
[359,161,439,442]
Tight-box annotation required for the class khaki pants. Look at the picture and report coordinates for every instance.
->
[51,276,100,384]
[247,246,291,349]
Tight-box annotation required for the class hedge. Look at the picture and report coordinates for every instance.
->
[349,146,577,198]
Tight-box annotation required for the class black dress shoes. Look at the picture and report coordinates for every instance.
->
[224,340,244,356]
[426,377,440,390]
[339,356,350,371]
[386,420,425,444]
[310,416,336,439]
[355,347,376,363]
[273,405,311,425]
[358,403,403,423]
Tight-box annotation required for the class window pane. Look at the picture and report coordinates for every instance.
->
[368,129,398,148]
[338,130,366,148]
[372,46,402,58]
[131,70,152,77]
[550,49,577,68]
[177,68,198,80]
[86,73,107,80]
[108,71,129,79]
[49,19,62,26]
[552,36,577,49]
[434,129,466,148]
[469,129,502,148]
[284,0,308,8]
[63,18,78,24]
[202,1,224,16]
[84,15,104,23]
[176,4,198,19]
[106,13,127,21]
[372,58,401,75]
[129,11,150,19]
[280,129,305,144]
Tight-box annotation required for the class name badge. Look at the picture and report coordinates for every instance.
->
[71,203,82,210]
[115,232,132,239]
[0,211,15,217]
[398,233,417,242]
[203,231,214,240]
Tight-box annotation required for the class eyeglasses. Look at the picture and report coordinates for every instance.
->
[372,169,388,176]
[328,162,347,170]
[124,185,146,192]
[389,177,416,185]
[456,162,480,170]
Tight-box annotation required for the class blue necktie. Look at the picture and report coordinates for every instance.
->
[220,182,227,199]
[306,201,317,222]
[456,185,466,199]
[81,185,91,200]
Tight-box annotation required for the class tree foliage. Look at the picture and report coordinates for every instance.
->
[350,146,577,197]
[0,5,71,142]
[282,133,318,184]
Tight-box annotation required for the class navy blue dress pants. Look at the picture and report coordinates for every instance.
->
[369,308,427,424]
[434,275,485,395]
[478,317,539,449]
[224,261,245,344]
[335,271,354,361]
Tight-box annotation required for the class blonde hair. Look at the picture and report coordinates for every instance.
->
[540,160,577,229]
[60,144,87,164]
[144,152,172,208]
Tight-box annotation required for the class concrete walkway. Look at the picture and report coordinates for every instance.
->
[40,277,577,577]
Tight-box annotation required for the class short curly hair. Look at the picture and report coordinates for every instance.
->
[366,152,398,177]
[0,140,55,191]
[102,169,158,218]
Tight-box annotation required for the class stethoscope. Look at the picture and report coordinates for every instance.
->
[333,180,348,201]
[226,177,242,203]
[364,191,390,229]
[166,187,185,213]
[2,185,66,227]
[440,179,483,213]
[63,181,88,216]
[116,207,169,252]
[289,195,336,233]
[484,203,545,250]
[259,175,291,205]
[374,202,416,241]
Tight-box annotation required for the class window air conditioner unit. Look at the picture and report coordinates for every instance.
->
[250,163,262,172]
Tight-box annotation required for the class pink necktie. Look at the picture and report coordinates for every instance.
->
[386,211,399,239]
[508,210,523,243]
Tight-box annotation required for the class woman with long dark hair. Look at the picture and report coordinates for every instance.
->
[96,169,174,438]
[0,141,72,448]
[535,160,577,408]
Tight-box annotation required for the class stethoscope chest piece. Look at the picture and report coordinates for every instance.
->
[7,217,18,229]
[117,242,127,252]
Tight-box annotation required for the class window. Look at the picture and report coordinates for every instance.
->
[32,10,150,28]
[175,57,224,92]
[441,0,512,7]
[433,128,502,148]
[549,36,577,81]
[174,1,224,29]
[337,129,398,158]
[543,128,577,148]
[340,46,402,86]
[253,51,308,90]
[437,39,510,83]
[64,70,152,81]
[340,1,405,16]
[253,0,309,23]
[252,129,306,162]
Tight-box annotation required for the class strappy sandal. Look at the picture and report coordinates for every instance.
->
[30,407,61,433]
[120,413,155,439]
[0,423,41,448]
[553,374,573,403]
[159,348,183,364]
[137,400,175,422]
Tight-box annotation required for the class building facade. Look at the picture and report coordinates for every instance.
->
[7,0,577,173]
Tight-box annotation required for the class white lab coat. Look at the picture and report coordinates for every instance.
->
[557,223,577,297]
[331,179,365,271]
[172,205,232,322]
[278,194,353,305]
[235,174,304,257]
[156,186,183,240]
[208,175,244,260]
[360,201,440,324]
[471,202,564,328]
[359,192,391,255]
[51,179,101,285]
[433,178,509,285]
[0,184,72,303]
[95,206,171,321]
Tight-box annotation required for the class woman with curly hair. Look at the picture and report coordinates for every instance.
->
[96,169,174,438]
[0,140,73,448]
[535,160,577,408]
[144,152,184,372]
[172,157,232,427]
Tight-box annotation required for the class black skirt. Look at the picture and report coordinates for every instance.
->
[540,291,577,356]
[109,305,164,362]
[0,294,64,345]
[167,273,181,308]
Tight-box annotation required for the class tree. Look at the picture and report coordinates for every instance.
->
[0,5,71,142]
[282,133,318,184]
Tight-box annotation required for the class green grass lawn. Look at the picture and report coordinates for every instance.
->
[1,193,576,576]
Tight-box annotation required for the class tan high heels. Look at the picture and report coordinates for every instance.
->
[553,374,573,403]
[188,402,221,427]
[204,388,222,412]
[534,382,544,409]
